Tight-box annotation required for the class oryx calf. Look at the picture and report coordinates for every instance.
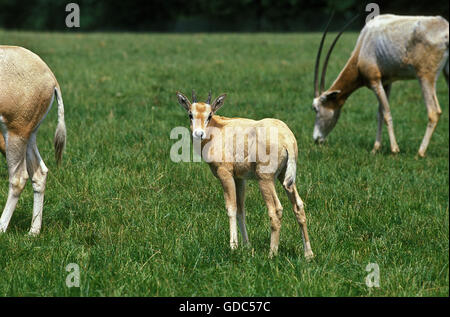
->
[176,91,313,259]
[312,14,449,157]
[0,46,66,235]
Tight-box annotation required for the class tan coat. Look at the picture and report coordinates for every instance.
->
[0,45,66,235]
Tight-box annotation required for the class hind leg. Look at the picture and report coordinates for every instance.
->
[26,131,48,236]
[282,181,313,260]
[235,179,249,246]
[417,75,441,157]
[0,133,29,233]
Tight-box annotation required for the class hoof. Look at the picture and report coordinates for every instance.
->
[28,230,40,237]
[371,142,381,154]
[417,151,426,158]
[305,250,314,261]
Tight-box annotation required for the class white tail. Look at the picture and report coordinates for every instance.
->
[283,148,296,188]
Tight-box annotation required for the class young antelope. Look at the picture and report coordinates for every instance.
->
[176,91,313,259]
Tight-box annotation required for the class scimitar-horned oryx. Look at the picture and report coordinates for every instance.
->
[312,14,448,157]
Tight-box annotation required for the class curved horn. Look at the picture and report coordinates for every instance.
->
[192,90,197,103]
[206,90,212,104]
[314,12,335,98]
[320,14,360,93]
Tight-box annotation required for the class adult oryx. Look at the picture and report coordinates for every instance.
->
[0,46,66,235]
[312,14,449,157]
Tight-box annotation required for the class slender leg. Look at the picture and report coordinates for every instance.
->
[235,178,249,246]
[371,81,399,154]
[217,168,238,250]
[0,133,29,233]
[417,76,441,157]
[26,131,48,236]
[259,179,283,257]
[372,84,391,154]
[283,182,314,260]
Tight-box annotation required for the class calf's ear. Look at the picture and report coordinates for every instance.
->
[211,94,227,113]
[176,91,191,112]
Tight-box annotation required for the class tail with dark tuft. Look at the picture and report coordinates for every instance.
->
[53,86,66,166]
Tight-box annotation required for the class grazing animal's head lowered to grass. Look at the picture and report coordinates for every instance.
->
[310,14,449,156]
[312,91,342,143]
[311,14,359,144]
[176,90,226,140]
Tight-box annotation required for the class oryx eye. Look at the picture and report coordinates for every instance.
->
[206,113,212,122]
[189,113,193,120]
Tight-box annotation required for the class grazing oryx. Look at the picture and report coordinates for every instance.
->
[176,91,313,259]
[0,46,66,235]
[312,14,449,157]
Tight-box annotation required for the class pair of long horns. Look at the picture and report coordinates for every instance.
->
[313,13,360,97]
[192,90,212,104]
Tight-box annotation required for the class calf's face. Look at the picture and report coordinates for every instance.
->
[176,91,227,140]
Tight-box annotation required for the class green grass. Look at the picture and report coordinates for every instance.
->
[0,30,448,297]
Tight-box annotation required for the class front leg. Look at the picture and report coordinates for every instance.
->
[371,81,399,154]
[372,84,391,154]
[217,168,238,250]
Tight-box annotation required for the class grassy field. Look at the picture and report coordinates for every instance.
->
[0,30,448,297]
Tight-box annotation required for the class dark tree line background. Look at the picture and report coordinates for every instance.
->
[0,0,448,32]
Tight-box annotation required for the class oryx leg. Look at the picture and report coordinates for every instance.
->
[259,179,283,257]
[371,81,400,154]
[217,168,238,250]
[26,130,48,236]
[417,76,441,157]
[235,178,249,246]
[0,133,29,233]
[372,84,391,154]
[282,181,314,260]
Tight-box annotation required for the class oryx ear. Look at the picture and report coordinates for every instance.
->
[211,94,227,113]
[320,90,341,102]
[176,91,191,112]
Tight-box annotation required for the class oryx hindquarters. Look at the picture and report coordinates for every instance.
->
[0,46,66,235]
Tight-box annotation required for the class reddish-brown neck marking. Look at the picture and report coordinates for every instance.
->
[328,51,364,108]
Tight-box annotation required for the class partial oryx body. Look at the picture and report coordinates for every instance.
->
[176,91,313,258]
[0,46,66,235]
[312,14,449,157]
